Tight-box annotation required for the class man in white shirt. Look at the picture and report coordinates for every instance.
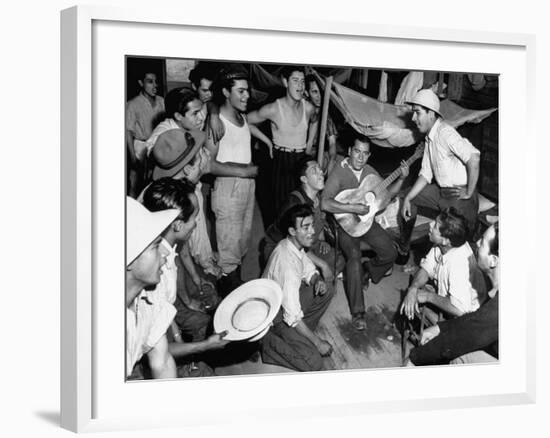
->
[125,197,180,379]
[398,89,480,261]
[262,204,334,372]
[400,207,482,323]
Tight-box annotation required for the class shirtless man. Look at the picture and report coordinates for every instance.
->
[247,66,318,211]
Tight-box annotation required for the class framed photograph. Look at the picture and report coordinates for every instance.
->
[61,5,536,433]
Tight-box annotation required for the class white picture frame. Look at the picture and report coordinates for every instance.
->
[60,4,536,433]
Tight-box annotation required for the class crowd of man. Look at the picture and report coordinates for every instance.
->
[124,61,498,378]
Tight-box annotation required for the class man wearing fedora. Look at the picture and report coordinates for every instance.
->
[397,89,480,262]
[262,204,334,372]
[126,197,180,379]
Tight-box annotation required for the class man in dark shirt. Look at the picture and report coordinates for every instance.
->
[407,223,499,365]
[321,134,408,331]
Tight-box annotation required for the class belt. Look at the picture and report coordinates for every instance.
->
[273,145,306,153]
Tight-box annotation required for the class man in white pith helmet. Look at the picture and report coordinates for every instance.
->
[397,89,481,264]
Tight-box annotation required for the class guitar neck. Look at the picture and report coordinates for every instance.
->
[377,149,423,192]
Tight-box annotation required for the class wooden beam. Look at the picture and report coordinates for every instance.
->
[317,75,333,167]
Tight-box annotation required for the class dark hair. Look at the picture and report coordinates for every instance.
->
[489,222,499,256]
[213,67,249,105]
[281,204,313,236]
[142,178,196,222]
[438,207,468,248]
[305,74,318,91]
[189,63,217,88]
[351,133,371,147]
[281,65,305,81]
[295,155,317,185]
[165,88,200,119]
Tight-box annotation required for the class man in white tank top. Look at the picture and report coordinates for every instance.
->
[248,66,319,212]
[208,69,272,296]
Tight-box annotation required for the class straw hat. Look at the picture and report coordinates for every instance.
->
[406,89,442,117]
[151,128,205,180]
[213,279,283,341]
[126,196,180,265]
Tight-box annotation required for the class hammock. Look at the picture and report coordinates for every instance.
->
[315,72,497,148]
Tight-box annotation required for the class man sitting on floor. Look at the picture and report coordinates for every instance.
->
[400,207,482,323]
[407,222,499,365]
[262,204,335,372]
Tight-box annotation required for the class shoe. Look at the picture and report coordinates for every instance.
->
[352,312,367,331]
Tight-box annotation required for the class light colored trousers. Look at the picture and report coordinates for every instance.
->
[211,177,255,275]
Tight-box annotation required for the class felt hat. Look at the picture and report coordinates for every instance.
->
[126,196,180,265]
[406,89,442,117]
[213,279,283,341]
[151,128,205,180]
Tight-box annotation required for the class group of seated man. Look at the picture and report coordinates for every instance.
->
[125,62,498,378]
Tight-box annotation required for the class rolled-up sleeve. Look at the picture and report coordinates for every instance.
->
[418,146,433,183]
[447,258,478,313]
[441,125,480,164]
[419,247,437,279]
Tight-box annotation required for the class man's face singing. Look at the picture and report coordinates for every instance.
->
[226,79,250,112]
[303,160,325,191]
[285,71,305,102]
[348,140,371,171]
[140,73,158,98]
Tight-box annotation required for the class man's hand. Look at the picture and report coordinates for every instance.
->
[441,186,472,200]
[198,147,212,175]
[401,198,412,220]
[399,160,410,179]
[420,325,441,345]
[206,331,230,349]
[208,114,225,143]
[416,290,432,304]
[314,278,327,296]
[400,287,419,320]
[315,339,333,357]
[319,241,331,256]
[353,203,370,215]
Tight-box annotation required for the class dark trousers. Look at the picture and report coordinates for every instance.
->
[272,148,305,212]
[262,282,335,372]
[338,221,397,315]
[397,184,479,252]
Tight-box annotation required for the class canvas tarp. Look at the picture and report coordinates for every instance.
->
[325,76,497,149]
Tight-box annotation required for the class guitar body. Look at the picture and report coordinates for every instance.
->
[334,174,393,237]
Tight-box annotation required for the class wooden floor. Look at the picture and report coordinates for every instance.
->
[214,201,424,376]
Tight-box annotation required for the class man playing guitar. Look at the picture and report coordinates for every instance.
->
[322,133,409,331]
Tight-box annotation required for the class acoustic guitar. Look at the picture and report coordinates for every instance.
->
[334,145,425,237]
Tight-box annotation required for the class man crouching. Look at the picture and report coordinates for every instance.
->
[261,204,334,371]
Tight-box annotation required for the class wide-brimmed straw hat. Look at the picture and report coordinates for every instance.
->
[213,279,283,341]
[406,89,442,117]
[126,196,180,265]
[152,128,205,180]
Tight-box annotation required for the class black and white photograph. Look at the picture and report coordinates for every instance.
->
[125,57,500,380]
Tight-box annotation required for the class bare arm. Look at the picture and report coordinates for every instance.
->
[401,175,429,220]
[126,130,137,166]
[249,124,273,157]
[168,332,230,359]
[147,334,177,379]
[464,154,480,198]
[400,267,430,320]
[204,130,258,178]
[247,102,277,126]
[321,197,370,215]
[418,292,465,317]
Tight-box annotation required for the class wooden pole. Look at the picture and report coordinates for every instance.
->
[317,75,333,168]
